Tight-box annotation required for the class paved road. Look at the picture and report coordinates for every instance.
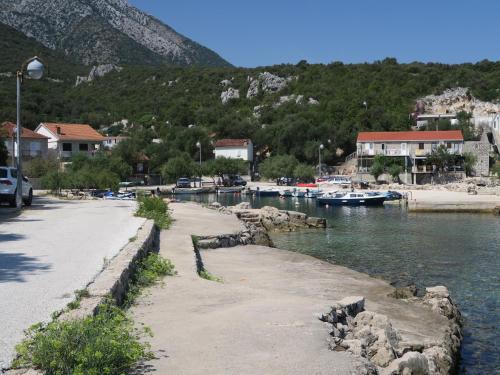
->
[0,197,145,369]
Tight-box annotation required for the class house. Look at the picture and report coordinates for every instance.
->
[1,121,48,164]
[214,139,253,162]
[356,130,464,184]
[103,136,129,149]
[35,123,105,160]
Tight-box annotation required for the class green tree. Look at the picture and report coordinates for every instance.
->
[161,155,198,182]
[203,157,248,180]
[292,163,315,182]
[258,155,299,180]
[370,162,384,183]
[463,152,477,177]
[388,164,403,183]
[426,145,454,172]
[491,160,500,177]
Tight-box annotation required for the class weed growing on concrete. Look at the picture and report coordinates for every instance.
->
[13,303,153,375]
[199,269,223,283]
[124,253,177,307]
[136,196,172,229]
[129,235,137,242]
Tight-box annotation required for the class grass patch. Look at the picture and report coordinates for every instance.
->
[129,235,137,242]
[14,253,176,374]
[199,269,223,283]
[66,289,90,311]
[14,304,153,375]
[135,196,171,229]
[124,253,176,307]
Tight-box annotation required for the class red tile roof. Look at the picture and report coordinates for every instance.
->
[214,139,251,147]
[1,121,48,139]
[357,130,463,142]
[41,123,105,141]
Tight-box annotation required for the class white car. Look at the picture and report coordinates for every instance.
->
[328,175,352,185]
[0,166,33,207]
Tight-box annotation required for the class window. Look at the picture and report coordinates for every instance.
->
[11,169,17,178]
[79,143,89,151]
[419,143,425,150]
[381,144,385,150]
[62,143,72,152]
[447,142,452,149]
[137,163,144,173]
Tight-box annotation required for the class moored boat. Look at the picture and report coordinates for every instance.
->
[317,191,386,206]
[251,187,281,197]
[172,187,208,195]
[216,186,244,194]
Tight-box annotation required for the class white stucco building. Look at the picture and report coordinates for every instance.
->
[213,139,253,162]
[35,123,105,160]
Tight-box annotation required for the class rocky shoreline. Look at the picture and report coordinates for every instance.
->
[206,201,463,375]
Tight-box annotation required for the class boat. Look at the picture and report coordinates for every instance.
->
[317,191,386,206]
[279,189,293,197]
[292,188,307,198]
[216,186,244,194]
[251,187,281,197]
[304,189,323,198]
[296,183,318,188]
[172,187,207,195]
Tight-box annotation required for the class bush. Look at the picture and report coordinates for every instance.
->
[388,164,403,182]
[13,304,152,375]
[259,155,298,180]
[125,253,176,307]
[292,163,315,182]
[136,196,171,229]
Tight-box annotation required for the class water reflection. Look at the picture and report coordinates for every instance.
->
[174,193,499,374]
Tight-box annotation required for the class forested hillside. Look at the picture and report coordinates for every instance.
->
[2,26,500,167]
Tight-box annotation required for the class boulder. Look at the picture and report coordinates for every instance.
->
[306,216,327,228]
[389,284,418,299]
[422,286,460,321]
[246,79,260,98]
[259,71,288,93]
[382,351,429,375]
[221,88,240,104]
[234,202,251,210]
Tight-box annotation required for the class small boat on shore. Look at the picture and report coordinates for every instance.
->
[251,187,281,197]
[172,187,208,195]
[305,189,323,198]
[279,189,293,197]
[216,186,244,194]
[317,191,386,206]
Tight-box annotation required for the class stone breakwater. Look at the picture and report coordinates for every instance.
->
[321,287,462,375]
[203,202,327,249]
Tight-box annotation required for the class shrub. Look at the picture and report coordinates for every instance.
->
[136,196,171,229]
[13,304,152,375]
[125,253,176,307]
[388,164,403,182]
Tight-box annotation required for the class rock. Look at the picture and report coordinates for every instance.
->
[220,79,232,86]
[234,202,251,210]
[247,79,260,98]
[259,71,288,93]
[422,286,460,321]
[389,284,418,299]
[382,351,429,375]
[209,202,222,209]
[221,88,240,104]
[493,206,500,215]
[338,296,365,316]
[371,346,395,367]
[75,64,122,86]
[306,216,327,228]
[308,97,320,105]
[423,346,453,375]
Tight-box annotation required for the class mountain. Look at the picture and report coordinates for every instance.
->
[0,0,231,67]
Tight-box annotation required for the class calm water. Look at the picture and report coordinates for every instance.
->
[177,194,500,374]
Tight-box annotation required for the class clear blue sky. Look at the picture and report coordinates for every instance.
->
[129,0,500,68]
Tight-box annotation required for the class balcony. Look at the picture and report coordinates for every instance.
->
[358,149,409,157]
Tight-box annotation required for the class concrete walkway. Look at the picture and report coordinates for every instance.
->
[131,202,451,375]
[0,197,145,369]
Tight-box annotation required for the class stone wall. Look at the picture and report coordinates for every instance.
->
[321,286,461,375]
[464,132,491,177]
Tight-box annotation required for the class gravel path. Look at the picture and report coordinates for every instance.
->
[0,197,145,369]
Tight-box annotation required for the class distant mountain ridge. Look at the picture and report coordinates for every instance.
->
[0,0,231,67]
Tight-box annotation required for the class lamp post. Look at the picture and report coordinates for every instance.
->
[196,141,202,187]
[363,101,368,110]
[15,57,45,208]
[318,143,324,177]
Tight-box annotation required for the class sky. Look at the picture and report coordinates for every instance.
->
[129,0,500,68]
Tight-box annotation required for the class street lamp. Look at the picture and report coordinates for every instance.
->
[363,101,368,110]
[319,144,324,176]
[15,56,45,208]
[196,141,202,187]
